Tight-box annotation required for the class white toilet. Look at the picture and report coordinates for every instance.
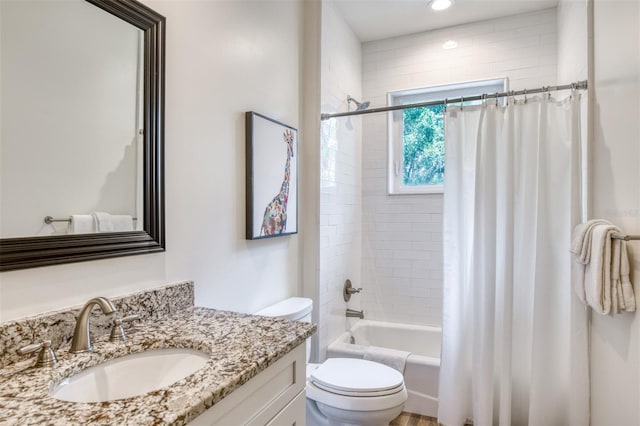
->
[255,298,408,426]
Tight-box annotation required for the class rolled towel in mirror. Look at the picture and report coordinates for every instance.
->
[111,215,134,232]
[92,212,114,232]
[69,215,95,234]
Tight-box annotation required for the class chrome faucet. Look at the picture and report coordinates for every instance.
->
[70,297,117,353]
[346,308,364,319]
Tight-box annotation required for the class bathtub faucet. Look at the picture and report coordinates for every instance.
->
[346,309,364,319]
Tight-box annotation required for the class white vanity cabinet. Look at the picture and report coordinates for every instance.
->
[191,343,306,425]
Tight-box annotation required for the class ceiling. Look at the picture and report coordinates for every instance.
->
[333,0,560,42]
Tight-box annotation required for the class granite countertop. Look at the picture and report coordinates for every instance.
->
[0,307,316,425]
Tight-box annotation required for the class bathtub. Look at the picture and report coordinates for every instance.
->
[327,320,441,418]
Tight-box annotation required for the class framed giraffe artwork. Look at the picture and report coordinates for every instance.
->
[245,111,298,240]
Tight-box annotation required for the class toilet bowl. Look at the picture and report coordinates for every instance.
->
[255,298,408,426]
[306,359,407,426]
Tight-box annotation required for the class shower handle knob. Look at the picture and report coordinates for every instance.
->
[343,279,363,302]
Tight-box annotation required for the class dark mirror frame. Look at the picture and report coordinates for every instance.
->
[0,0,165,272]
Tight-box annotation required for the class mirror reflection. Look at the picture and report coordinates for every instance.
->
[0,0,144,238]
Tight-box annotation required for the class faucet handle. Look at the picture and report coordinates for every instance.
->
[18,340,58,368]
[343,279,363,301]
[109,314,140,342]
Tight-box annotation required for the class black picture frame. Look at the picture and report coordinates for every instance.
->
[246,112,298,240]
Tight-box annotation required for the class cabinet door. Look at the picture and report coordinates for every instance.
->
[266,390,306,426]
[190,344,306,425]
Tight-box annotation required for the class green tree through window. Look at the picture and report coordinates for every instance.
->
[389,79,504,193]
[402,104,445,186]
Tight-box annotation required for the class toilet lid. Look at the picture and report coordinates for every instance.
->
[310,358,404,396]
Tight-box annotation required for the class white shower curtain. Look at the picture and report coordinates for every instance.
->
[438,94,590,426]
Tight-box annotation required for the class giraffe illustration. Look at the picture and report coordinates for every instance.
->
[260,129,295,236]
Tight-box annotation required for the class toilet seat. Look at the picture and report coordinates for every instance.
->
[311,380,404,397]
[306,358,408,412]
[310,358,404,397]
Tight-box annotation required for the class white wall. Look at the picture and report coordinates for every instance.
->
[300,0,322,362]
[557,0,589,222]
[318,0,362,360]
[361,9,559,326]
[589,1,640,424]
[557,0,588,84]
[0,0,305,322]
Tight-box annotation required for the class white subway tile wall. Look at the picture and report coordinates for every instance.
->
[319,1,363,360]
[361,9,558,326]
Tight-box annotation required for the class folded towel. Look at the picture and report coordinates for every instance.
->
[584,224,615,314]
[612,239,636,313]
[68,214,95,234]
[92,211,114,232]
[571,219,611,264]
[111,215,134,232]
[363,346,411,373]
[611,238,622,314]
[576,221,636,315]
[620,242,636,312]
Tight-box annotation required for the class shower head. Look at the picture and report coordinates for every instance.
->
[347,95,370,112]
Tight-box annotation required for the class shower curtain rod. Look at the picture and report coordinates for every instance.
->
[320,80,588,121]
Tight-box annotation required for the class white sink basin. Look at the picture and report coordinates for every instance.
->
[51,348,209,402]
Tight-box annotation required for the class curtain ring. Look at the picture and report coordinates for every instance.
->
[460,96,464,110]
[524,89,528,103]
[444,98,448,112]
[495,93,499,107]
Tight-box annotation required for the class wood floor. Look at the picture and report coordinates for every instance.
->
[390,412,439,426]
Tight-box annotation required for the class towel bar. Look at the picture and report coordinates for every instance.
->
[612,233,640,241]
[44,216,137,224]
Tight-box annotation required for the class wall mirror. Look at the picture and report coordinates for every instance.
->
[0,0,165,271]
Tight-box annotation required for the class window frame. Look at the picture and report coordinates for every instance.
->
[387,77,508,195]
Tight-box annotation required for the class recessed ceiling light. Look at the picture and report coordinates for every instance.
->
[443,40,458,49]
[430,0,453,11]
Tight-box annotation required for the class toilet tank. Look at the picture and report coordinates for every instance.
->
[254,297,313,323]
[255,297,313,362]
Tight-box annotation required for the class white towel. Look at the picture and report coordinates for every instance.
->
[571,219,611,302]
[611,239,636,313]
[584,225,614,314]
[363,346,410,373]
[576,222,636,315]
[611,239,622,314]
[111,215,134,232]
[92,211,114,232]
[620,242,636,312]
[68,215,95,234]
[570,219,611,264]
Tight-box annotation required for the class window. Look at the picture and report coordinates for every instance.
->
[387,78,507,194]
